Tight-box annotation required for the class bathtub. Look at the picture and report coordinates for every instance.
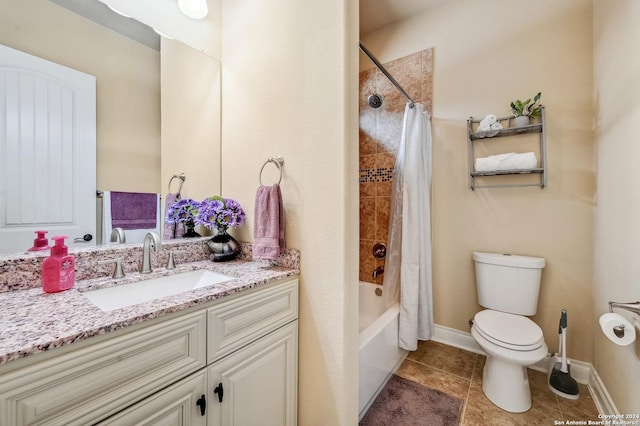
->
[359,281,408,419]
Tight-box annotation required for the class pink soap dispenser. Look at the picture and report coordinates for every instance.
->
[28,230,50,252]
[42,236,75,293]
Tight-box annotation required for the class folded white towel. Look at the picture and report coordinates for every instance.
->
[484,114,497,126]
[487,122,503,137]
[475,152,537,172]
[476,122,491,138]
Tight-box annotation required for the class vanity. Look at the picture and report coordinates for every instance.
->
[0,240,300,426]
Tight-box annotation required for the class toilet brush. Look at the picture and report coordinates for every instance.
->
[548,309,580,399]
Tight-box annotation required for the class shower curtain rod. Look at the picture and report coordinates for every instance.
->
[359,42,416,108]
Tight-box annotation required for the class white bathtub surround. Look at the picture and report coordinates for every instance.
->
[359,282,408,419]
[382,102,433,351]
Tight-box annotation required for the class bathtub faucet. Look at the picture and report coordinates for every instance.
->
[372,266,384,278]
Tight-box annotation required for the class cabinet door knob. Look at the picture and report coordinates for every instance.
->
[214,382,224,403]
[196,395,206,416]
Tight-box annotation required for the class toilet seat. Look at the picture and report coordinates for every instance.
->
[473,310,544,352]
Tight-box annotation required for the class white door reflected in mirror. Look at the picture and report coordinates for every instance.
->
[0,44,96,254]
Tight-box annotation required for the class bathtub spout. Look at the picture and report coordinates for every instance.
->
[372,266,384,278]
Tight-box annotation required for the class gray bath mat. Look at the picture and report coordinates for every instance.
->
[360,374,463,426]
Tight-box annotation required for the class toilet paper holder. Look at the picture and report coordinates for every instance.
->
[608,301,640,338]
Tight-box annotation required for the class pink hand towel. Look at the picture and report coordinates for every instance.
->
[253,184,285,260]
[163,193,184,240]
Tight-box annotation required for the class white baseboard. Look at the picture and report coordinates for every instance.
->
[588,365,619,415]
[431,323,618,414]
[432,323,484,354]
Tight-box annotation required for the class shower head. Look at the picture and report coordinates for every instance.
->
[368,93,383,108]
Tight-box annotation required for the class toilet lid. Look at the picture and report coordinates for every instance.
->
[474,310,544,351]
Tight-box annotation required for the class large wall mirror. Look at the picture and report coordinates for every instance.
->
[0,0,221,254]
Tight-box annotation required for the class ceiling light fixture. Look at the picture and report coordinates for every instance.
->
[177,0,208,19]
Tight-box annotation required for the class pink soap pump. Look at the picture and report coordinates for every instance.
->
[28,230,50,252]
[42,236,75,293]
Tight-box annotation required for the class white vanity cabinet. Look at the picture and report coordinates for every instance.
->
[0,310,207,426]
[208,322,298,426]
[96,370,208,426]
[207,279,298,426]
[0,277,299,426]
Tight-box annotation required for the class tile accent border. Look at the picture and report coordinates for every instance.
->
[431,323,617,415]
[359,167,394,183]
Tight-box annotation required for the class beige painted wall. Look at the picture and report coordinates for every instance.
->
[0,0,161,194]
[160,38,221,207]
[593,0,640,414]
[362,0,595,362]
[221,0,360,424]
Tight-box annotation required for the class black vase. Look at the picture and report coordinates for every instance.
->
[207,226,239,262]
[182,220,201,238]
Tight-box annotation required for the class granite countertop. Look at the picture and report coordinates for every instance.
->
[0,258,299,365]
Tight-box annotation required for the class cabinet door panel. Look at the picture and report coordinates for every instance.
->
[208,279,298,363]
[208,322,298,426]
[0,311,206,426]
[96,370,207,426]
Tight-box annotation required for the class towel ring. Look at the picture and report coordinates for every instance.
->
[168,173,186,193]
[259,156,284,185]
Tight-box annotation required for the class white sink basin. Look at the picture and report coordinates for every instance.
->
[82,270,234,312]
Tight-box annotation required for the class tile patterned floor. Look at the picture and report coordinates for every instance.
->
[395,341,600,425]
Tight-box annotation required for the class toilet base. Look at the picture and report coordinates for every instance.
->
[482,356,532,413]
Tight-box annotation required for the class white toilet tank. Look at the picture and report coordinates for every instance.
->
[473,252,545,316]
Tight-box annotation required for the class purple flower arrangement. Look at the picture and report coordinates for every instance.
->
[166,196,245,231]
[196,196,246,231]
[165,198,200,225]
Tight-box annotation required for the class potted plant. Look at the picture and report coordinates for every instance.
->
[165,198,202,237]
[196,196,246,261]
[510,92,542,127]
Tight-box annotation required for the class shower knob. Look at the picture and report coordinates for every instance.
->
[368,94,383,108]
[372,243,387,259]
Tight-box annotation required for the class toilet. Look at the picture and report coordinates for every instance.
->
[470,251,547,413]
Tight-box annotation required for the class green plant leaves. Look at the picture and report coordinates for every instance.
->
[510,92,542,117]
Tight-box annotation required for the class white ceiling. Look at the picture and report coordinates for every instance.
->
[359,0,444,35]
[53,0,437,52]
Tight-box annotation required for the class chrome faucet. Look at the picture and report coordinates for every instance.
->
[141,232,162,274]
[110,227,126,244]
[372,266,384,278]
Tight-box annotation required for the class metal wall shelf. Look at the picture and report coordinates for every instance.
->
[467,107,547,190]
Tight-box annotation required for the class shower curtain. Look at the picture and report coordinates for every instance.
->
[382,102,433,351]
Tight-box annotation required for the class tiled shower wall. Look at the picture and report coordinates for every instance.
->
[359,48,433,284]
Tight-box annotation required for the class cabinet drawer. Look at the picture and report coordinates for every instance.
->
[96,370,207,426]
[208,279,298,363]
[0,310,206,426]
